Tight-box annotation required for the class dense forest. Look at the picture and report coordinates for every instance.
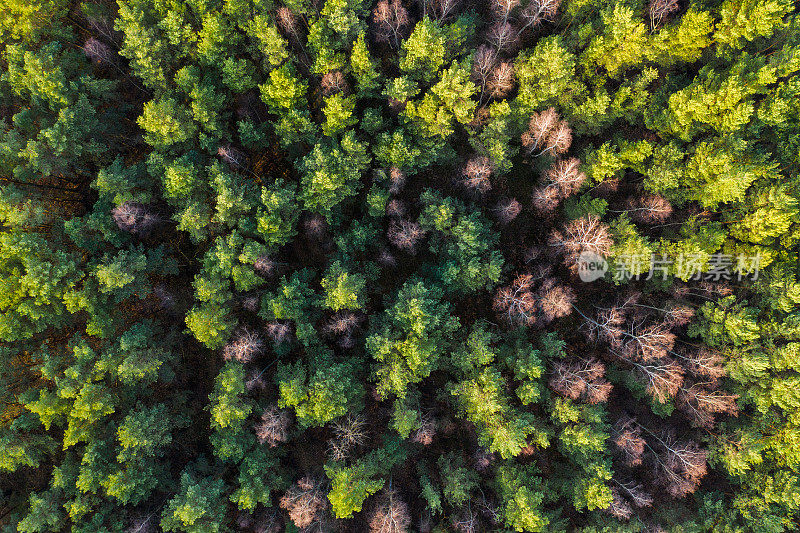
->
[1,0,799,531]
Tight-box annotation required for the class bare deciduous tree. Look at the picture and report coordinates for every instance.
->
[486,22,520,56]
[549,356,612,404]
[386,198,406,218]
[618,322,676,362]
[677,383,739,428]
[320,70,349,96]
[276,7,303,42]
[661,303,695,327]
[611,416,646,467]
[626,194,673,224]
[616,480,653,509]
[423,0,463,22]
[304,214,328,240]
[460,156,494,194]
[223,328,264,363]
[607,479,653,520]
[535,278,575,323]
[368,489,412,533]
[677,347,726,383]
[651,431,708,498]
[531,184,561,215]
[545,157,586,196]
[486,62,515,100]
[579,304,626,345]
[266,321,293,346]
[256,406,292,447]
[630,358,684,403]
[241,294,259,313]
[491,0,520,22]
[493,274,538,327]
[649,0,680,29]
[279,477,327,529]
[388,219,426,253]
[373,0,411,48]
[539,121,572,156]
[606,488,633,520]
[217,145,249,169]
[520,0,562,31]
[333,413,368,448]
[323,311,361,337]
[389,166,407,194]
[548,215,613,269]
[522,108,560,153]
[254,255,277,277]
[83,37,113,64]
[493,197,522,225]
[328,414,368,460]
[112,202,161,237]
[471,45,496,91]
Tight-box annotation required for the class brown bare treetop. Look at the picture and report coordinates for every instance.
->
[388,166,407,194]
[651,430,708,498]
[83,37,113,64]
[493,274,538,327]
[541,121,573,156]
[255,406,292,447]
[386,198,407,218]
[491,0,520,22]
[279,477,327,529]
[627,194,673,224]
[531,184,561,215]
[523,107,560,152]
[535,278,575,323]
[217,145,249,169]
[630,358,684,403]
[223,328,264,363]
[320,70,349,96]
[677,383,739,428]
[373,0,411,48]
[493,197,522,225]
[423,0,463,22]
[612,416,646,467]
[649,0,680,29]
[486,62,515,100]
[387,219,426,253]
[548,215,613,269]
[460,156,494,194]
[368,489,412,533]
[545,157,586,197]
[520,0,563,30]
[471,45,496,90]
[549,356,613,404]
[486,21,521,56]
[606,488,634,520]
[276,7,303,41]
[112,202,162,238]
